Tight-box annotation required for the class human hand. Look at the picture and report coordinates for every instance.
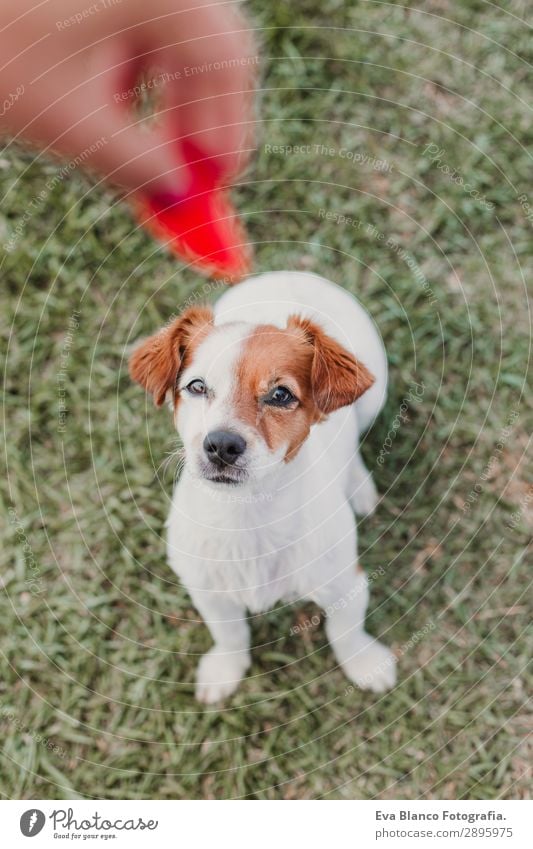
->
[0,0,257,196]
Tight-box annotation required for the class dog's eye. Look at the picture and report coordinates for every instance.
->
[264,385,297,407]
[185,379,207,396]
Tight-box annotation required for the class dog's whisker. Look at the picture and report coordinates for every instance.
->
[154,443,186,482]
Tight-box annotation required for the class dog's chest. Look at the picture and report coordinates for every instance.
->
[191,549,299,613]
[167,491,318,613]
[169,519,310,612]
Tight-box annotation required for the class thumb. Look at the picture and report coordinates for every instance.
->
[87,104,187,196]
[66,39,187,197]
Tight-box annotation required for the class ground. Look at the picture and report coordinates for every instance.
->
[0,0,531,799]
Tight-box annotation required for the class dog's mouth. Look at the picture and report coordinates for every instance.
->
[199,461,248,486]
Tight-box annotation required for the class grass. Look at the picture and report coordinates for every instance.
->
[0,0,531,799]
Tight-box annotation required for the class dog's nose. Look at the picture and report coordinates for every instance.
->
[203,430,247,467]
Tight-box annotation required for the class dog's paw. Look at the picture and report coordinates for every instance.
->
[350,474,379,517]
[344,639,396,693]
[195,647,250,705]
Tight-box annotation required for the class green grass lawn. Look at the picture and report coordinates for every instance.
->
[0,0,531,799]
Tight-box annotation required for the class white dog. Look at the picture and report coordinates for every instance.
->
[130,271,396,703]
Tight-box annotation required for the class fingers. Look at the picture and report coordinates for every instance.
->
[0,37,188,197]
[78,11,259,196]
[63,40,188,196]
[81,109,188,196]
[158,5,258,178]
[0,0,258,195]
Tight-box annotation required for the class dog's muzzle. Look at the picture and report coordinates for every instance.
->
[203,430,246,483]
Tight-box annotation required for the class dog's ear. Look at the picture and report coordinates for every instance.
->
[129,305,213,406]
[287,315,375,415]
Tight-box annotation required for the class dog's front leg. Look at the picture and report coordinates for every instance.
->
[314,568,396,694]
[188,588,251,704]
[348,450,379,517]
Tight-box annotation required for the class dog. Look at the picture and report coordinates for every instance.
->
[130,271,396,703]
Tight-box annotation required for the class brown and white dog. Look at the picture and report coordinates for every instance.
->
[130,271,396,703]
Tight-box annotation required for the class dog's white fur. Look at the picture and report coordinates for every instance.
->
[139,272,396,702]
[130,272,395,703]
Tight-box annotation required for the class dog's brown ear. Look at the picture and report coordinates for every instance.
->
[287,315,375,414]
[129,306,213,406]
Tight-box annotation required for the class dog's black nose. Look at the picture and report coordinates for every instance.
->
[203,430,247,467]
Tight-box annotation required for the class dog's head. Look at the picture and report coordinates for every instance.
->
[129,305,374,487]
